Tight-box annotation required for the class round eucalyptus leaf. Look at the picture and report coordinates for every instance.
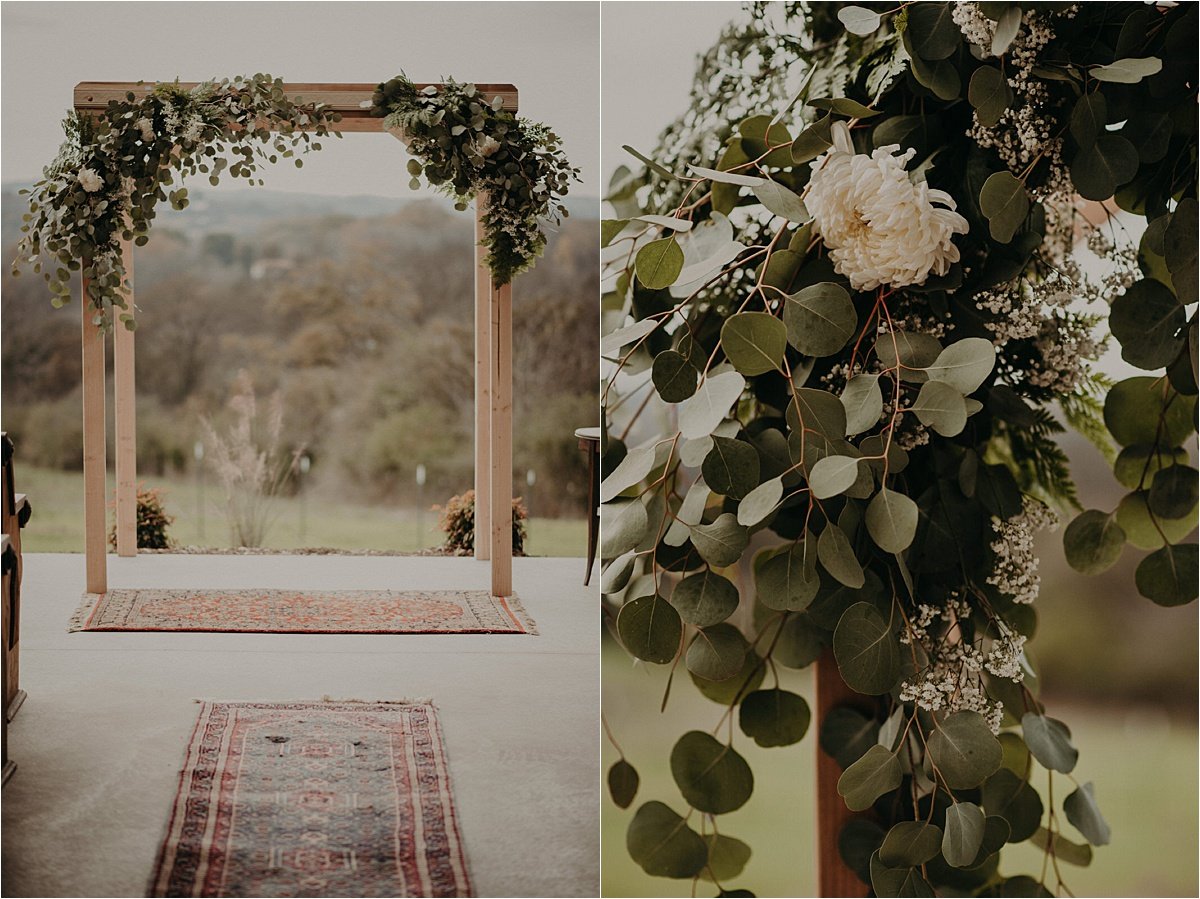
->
[820,706,882,769]
[876,330,943,381]
[817,523,866,588]
[968,66,1012,127]
[1068,92,1107,147]
[687,164,763,186]
[600,443,658,503]
[990,4,1021,55]
[842,374,884,435]
[1070,134,1139,201]
[809,455,863,500]
[753,179,810,221]
[738,688,811,747]
[691,651,766,705]
[979,171,1030,244]
[1115,491,1196,550]
[982,768,1044,842]
[670,730,754,814]
[626,801,708,878]
[837,5,882,35]
[837,744,903,811]
[942,801,986,868]
[998,731,1032,777]
[1110,278,1186,370]
[671,569,740,627]
[1063,509,1125,575]
[1135,543,1199,606]
[834,602,901,695]
[1021,713,1078,773]
[703,436,761,500]
[906,2,961,59]
[617,594,681,664]
[870,851,935,898]
[756,537,821,611]
[721,312,787,376]
[839,819,886,884]
[1112,444,1188,489]
[1148,464,1199,519]
[686,622,749,681]
[774,613,824,669]
[635,236,685,290]
[784,282,858,357]
[737,476,784,526]
[1090,56,1163,83]
[926,711,1003,789]
[601,551,637,595]
[1029,826,1094,867]
[913,379,969,436]
[701,833,752,882]
[997,875,1053,897]
[1104,376,1196,447]
[879,821,943,867]
[679,370,747,439]
[690,513,751,568]
[866,487,919,553]
[1063,781,1111,846]
[608,759,640,809]
[602,498,649,559]
[925,337,996,394]
[652,349,699,402]
[789,387,850,441]
[1165,197,1198,304]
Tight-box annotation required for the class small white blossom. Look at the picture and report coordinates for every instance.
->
[477,135,501,157]
[77,168,103,192]
[806,123,968,290]
[987,496,1058,604]
[135,117,156,143]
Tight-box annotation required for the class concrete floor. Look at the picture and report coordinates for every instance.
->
[1,553,599,898]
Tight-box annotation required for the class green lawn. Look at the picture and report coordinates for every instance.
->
[602,641,1199,898]
[16,466,587,557]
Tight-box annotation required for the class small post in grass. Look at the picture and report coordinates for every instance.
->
[415,464,427,550]
[193,440,205,543]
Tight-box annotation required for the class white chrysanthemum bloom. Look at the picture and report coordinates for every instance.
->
[77,168,103,192]
[478,135,501,157]
[135,117,156,143]
[807,122,968,291]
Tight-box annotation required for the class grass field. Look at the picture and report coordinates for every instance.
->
[602,641,1199,898]
[16,466,588,557]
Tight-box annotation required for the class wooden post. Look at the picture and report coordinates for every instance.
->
[489,279,513,597]
[113,236,137,557]
[81,289,107,595]
[816,650,871,896]
[474,195,492,561]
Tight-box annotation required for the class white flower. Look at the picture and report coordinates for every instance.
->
[135,117,156,143]
[806,122,968,291]
[477,135,501,157]
[77,168,103,192]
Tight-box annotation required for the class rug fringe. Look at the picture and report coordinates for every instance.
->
[67,593,100,633]
[504,592,540,636]
[190,698,439,708]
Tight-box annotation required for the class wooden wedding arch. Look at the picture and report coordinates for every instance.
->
[74,81,517,598]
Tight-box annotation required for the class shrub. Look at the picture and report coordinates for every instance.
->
[436,489,526,556]
[108,484,174,549]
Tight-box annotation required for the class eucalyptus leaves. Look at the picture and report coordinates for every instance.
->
[13,76,340,328]
[603,2,1196,896]
[370,74,579,286]
[14,73,577,325]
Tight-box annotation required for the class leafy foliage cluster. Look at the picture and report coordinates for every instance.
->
[13,76,340,328]
[601,3,1197,896]
[370,75,580,286]
[13,73,577,324]
[436,489,527,556]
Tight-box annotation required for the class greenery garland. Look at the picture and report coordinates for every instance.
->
[602,2,1196,896]
[13,73,576,328]
[369,74,579,286]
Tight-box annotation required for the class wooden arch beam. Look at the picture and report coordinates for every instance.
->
[74,79,518,598]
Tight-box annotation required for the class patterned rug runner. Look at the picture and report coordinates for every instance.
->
[150,701,472,898]
[70,588,535,634]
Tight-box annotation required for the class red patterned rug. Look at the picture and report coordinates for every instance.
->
[149,701,472,897]
[70,588,535,634]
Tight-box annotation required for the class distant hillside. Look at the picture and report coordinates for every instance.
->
[1,183,597,245]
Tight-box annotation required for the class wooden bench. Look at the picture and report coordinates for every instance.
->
[1,434,30,721]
